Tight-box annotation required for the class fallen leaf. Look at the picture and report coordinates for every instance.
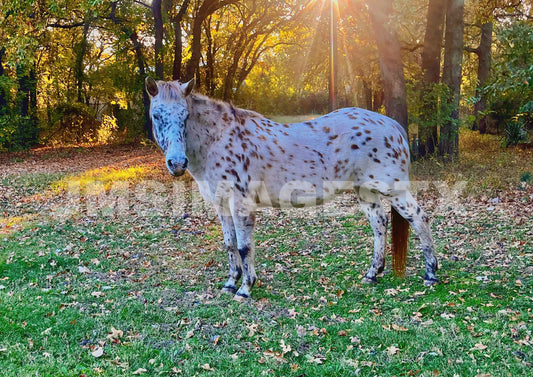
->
[384,288,398,296]
[280,339,291,355]
[246,323,260,337]
[107,327,124,341]
[305,354,325,364]
[350,336,361,344]
[91,347,104,358]
[132,368,148,375]
[78,266,91,273]
[263,349,287,363]
[288,308,299,318]
[440,312,455,319]
[470,343,488,351]
[201,364,214,371]
[386,345,400,356]
[392,324,408,332]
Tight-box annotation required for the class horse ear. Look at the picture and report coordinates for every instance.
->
[182,78,195,97]
[145,76,159,97]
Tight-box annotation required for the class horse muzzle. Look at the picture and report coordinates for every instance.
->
[167,157,188,177]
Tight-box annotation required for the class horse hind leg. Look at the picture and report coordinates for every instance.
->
[218,214,242,295]
[232,212,257,301]
[359,194,388,284]
[391,190,439,285]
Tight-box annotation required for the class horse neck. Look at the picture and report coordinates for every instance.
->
[184,95,227,173]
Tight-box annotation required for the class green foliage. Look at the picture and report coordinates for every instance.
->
[408,82,457,158]
[0,116,16,152]
[520,171,532,183]
[0,78,40,151]
[409,83,454,128]
[502,119,527,147]
[485,21,533,131]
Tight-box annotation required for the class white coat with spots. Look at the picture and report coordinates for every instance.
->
[145,77,438,301]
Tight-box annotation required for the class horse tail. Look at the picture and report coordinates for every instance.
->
[391,207,409,277]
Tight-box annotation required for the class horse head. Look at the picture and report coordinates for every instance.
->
[145,76,195,177]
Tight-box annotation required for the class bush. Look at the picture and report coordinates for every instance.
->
[0,114,39,152]
[45,103,102,144]
[502,119,527,147]
[520,171,532,183]
[485,22,533,135]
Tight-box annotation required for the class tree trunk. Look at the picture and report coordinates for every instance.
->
[373,89,384,112]
[74,21,91,103]
[131,31,153,141]
[329,0,338,112]
[362,81,373,110]
[0,47,6,114]
[473,22,493,132]
[418,0,446,158]
[204,16,216,96]
[440,0,464,159]
[152,0,164,79]
[172,0,191,80]
[172,16,183,81]
[108,6,153,140]
[184,0,239,82]
[367,0,408,131]
[16,64,39,147]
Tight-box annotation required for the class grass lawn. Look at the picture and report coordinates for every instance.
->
[0,131,532,376]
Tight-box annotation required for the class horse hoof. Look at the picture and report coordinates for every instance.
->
[221,285,237,295]
[361,276,378,284]
[233,293,249,303]
[424,278,439,286]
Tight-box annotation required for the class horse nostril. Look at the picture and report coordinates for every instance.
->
[183,158,189,169]
[167,159,176,169]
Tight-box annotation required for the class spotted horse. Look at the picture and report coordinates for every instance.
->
[145,77,439,302]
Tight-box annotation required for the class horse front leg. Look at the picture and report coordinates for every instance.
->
[232,211,257,301]
[218,213,242,295]
[359,194,388,284]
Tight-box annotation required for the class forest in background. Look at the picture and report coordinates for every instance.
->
[0,0,531,157]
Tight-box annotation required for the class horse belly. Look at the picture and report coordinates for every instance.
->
[250,176,353,209]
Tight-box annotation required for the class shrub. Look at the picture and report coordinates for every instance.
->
[0,114,39,152]
[502,119,527,147]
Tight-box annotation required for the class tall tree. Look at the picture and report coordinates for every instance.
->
[0,47,6,114]
[152,0,164,79]
[367,0,408,130]
[74,19,92,103]
[171,0,191,80]
[440,0,464,158]
[184,0,239,82]
[471,21,493,132]
[219,0,294,100]
[418,0,446,157]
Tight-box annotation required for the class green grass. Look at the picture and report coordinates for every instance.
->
[1,139,532,376]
